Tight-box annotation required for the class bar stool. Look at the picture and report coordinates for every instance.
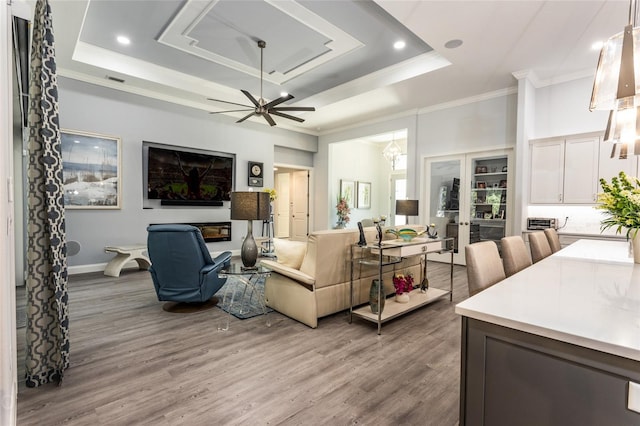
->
[544,228,562,253]
[501,236,532,277]
[529,231,552,263]
[465,241,506,297]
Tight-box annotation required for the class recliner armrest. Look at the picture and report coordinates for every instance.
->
[261,259,315,286]
[213,251,232,266]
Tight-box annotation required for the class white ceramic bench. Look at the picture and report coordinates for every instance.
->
[104,245,151,277]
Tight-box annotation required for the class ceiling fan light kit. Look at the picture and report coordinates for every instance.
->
[208,40,315,127]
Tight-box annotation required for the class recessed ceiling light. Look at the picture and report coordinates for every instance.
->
[444,39,463,49]
[116,35,131,45]
[393,40,406,50]
[591,41,604,50]
[280,91,288,97]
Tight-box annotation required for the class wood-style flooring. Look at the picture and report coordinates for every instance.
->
[16,261,469,426]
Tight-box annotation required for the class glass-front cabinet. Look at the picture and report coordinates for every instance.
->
[423,149,512,265]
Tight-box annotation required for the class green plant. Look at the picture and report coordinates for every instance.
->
[596,171,640,238]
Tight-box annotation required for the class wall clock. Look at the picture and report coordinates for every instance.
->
[248,161,264,187]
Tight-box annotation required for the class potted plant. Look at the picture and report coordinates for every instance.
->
[393,273,414,303]
[597,171,640,262]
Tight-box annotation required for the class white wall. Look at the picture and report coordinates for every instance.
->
[534,76,609,138]
[57,78,316,269]
[328,139,392,227]
[415,94,518,158]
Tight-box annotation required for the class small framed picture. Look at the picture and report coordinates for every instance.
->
[475,166,487,174]
[476,181,486,189]
[356,181,371,209]
[499,179,507,188]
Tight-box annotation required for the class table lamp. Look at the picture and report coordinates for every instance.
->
[396,199,419,225]
[231,191,270,270]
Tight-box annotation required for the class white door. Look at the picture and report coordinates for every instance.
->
[274,173,290,238]
[291,170,309,241]
[423,155,468,264]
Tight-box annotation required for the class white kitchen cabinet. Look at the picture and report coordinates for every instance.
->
[530,136,599,204]
[530,140,564,203]
[598,140,639,184]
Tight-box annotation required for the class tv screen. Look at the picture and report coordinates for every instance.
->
[144,142,234,203]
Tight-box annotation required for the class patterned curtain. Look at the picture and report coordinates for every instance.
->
[25,0,69,387]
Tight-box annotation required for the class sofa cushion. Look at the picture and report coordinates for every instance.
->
[273,238,307,269]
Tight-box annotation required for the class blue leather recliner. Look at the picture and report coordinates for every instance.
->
[147,224,232,303]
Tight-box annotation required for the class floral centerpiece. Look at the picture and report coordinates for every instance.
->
[597,171,640,262]
[596,171,640,238]
[393,273,414,303]
[336,197,351,228]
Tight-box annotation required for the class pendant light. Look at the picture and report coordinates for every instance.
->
[590,0,640,158]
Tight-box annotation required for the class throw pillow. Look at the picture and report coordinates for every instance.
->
[273,238,307,270]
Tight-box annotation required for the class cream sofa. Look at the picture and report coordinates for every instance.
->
[262,226,426,328]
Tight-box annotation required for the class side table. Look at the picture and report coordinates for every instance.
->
[217,263,271,331]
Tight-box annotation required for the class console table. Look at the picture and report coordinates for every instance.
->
[349,237,454,334]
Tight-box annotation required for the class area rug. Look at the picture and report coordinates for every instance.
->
[216,276,273,319]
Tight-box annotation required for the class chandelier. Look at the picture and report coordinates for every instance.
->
[382,136,402,169]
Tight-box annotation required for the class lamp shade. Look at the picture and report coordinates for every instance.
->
[230,192,270,221]
[396,200,419,216]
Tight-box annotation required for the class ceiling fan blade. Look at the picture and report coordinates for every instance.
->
[207,98,253,108]
[270,111,305,123]
[272,106,316,112]
[209,109,254,114]
[263,112,277,127]
[236,112,257,123]
[241,89,261,108]
[263,94,294,109]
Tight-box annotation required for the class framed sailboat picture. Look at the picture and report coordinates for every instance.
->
[61,129,121,209]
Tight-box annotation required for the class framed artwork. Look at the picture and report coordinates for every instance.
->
[340,179,355,206]
[61,129,121,209]
[357,181,371,209]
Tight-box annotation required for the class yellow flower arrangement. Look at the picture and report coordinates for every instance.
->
[264,188,277,202]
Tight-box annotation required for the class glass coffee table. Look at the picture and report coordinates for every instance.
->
[217,263,271,331]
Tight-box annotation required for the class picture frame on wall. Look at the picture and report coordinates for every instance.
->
[61,129,121,209]
[340,179,355,206]
[357,181,371,209]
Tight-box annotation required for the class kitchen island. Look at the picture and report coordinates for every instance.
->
[456,239,640,425]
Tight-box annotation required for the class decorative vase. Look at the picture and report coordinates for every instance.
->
[632,234,640,264]
[369,279,385,314]
[395,292,410,303]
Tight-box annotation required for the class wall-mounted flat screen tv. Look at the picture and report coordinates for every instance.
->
[143,141,234,206]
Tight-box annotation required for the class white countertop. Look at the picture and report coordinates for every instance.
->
[455,239,640,361]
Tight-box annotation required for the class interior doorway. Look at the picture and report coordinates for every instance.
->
[273,166,310,241]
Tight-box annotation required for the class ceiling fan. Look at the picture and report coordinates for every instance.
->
[208,40,315,126]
